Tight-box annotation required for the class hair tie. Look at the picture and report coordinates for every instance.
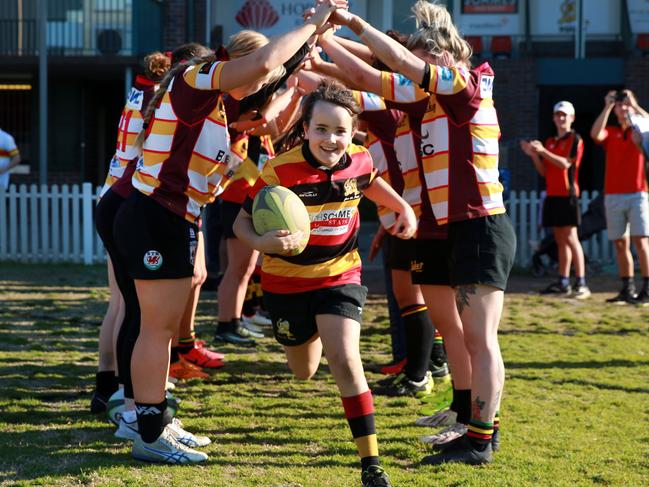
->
[164,51,172,60]
[215,45,230,61]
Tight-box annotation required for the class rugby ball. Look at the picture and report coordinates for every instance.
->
[252,185,310,255]
[106,388,180,426]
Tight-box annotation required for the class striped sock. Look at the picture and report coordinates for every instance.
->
[178,332,196,354]
[402,304,433,382]
[493,411,500,433]
[467,418,493,451]
[341,390,380,471]
[169,347,181,365]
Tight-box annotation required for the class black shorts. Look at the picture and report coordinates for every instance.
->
[220,200,242,239]
[113,191,199,280]
[96,188,125,258]
[386,235,416,271]
[543,196,581,227]
[410,238,452,286]
[263,284,368,346]
[447,213,516,291]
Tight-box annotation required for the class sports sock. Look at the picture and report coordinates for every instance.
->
[453,389,471,424]
[242,277,257,317]
[431,330,446,366]
[178,332,196,354]
[402,304,434,382]
[136,398,167,443]
[170,347,181,365]
[621,276,635,293]
[559,275,570,288]
[467,418,493,452]
[576,276,586,286]
[95,370,118,397]
[493,410,500,435]
[642,277,649,293]
[341,390,380,471]
[216,320,233,335]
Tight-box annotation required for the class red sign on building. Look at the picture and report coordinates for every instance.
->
[462,0,518,14]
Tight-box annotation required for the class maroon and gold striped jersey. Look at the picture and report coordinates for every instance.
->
[243,143,376,294]
[132,60,231,223]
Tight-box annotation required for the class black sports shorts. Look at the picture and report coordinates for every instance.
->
[410,238,452,286]
[263,284,368,346]
[543,195,581,228]
[220,200,242,239]
[114,191,199,280]
[386,235,416,271]
[447,213,516,291]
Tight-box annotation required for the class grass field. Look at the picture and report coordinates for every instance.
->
[1,263,648,486]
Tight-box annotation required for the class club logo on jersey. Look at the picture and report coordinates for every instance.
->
[440,67,453,82]
[480,75,494,98]
[275,319,295,341]
[343,178,360,199]
[126,87,144,110]
[110,155,120,168]
[411,260,424,273]
[135,156,144,171]
[143,250,163,270]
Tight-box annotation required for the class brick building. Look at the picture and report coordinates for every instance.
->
[2,0,647,193]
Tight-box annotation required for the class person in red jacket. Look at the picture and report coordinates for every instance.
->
[521,101,590,298]
[591,89,649,305]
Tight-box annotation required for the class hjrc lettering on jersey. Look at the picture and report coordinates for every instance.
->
[480,75,494,99]
[126,87,144,110]
[143,250,163,270]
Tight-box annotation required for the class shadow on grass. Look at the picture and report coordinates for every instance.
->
[509,372,649,394]
[506,358,649,369]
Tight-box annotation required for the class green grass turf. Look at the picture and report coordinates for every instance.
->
[1,263,648,486]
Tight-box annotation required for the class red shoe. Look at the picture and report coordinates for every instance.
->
[195,340,225,360]
[180,342,225,369]
[380,358,407,376]
[169,358,210,380]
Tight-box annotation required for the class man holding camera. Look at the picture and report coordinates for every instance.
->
[591,89,649,305]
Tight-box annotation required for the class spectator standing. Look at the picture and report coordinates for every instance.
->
[0,128,21,190]
[591,90,649,305]
[521,101,590,298]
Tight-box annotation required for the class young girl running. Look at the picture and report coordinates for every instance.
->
[112,1,341,464]
[331,0,516,465]
[234,81,416,487]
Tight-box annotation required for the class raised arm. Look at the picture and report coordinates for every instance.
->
[330,10,426,86]
[333,35,374,64]
[591,91,615,143]
[218,1,338,92]
[319,34,383,94]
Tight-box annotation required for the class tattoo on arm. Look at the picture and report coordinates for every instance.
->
[455,284,477,314]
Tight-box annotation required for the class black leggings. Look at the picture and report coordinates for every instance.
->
[95,188,140,399]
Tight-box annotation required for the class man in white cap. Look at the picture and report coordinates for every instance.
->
[591,89,649,305]
[521,100,590,298]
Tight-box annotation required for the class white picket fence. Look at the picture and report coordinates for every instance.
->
[0,184,614,267]
[0,183,104,264]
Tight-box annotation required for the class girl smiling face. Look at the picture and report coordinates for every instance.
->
[303,100,355,168]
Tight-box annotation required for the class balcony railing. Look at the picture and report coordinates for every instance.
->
[0,0,161,57]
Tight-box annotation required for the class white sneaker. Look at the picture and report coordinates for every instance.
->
[240,318,265,335]
[237,323,264,339]
[132,426,208,464]
[114,413,139,441]
[415,408,457,428]
[421,422,468,446]
[167,418,211,448]
[243,311,272,327]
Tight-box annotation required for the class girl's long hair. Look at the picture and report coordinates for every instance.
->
[406,0,472,67]
[281,80,361,152]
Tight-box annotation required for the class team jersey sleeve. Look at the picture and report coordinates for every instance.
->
[420,63,474,97]
[0,132,19,157]
[242,160,281,214]
[380,71,429,104]
[352,90,387,112]
[182,60,226,91]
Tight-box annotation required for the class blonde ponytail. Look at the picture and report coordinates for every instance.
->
[407,0,472,67]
